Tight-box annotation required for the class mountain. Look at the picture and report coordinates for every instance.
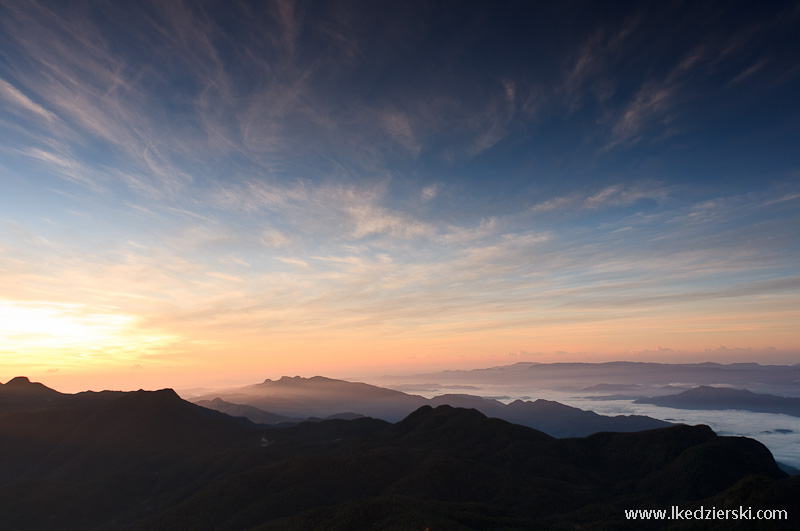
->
[428,393,671,437]
[198,377,672,437]
[194,375,428,421]
[0,376,130,415]
[1,376,62,396]
[1,380,796,530]
[0,376,65,413]
[141,405,792,531]
[0,386,264,531]
[194,397,303,425]
[386,361,800,395]
[636,386,800,417]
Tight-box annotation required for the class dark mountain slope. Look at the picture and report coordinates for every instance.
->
[140,405,787,531]
[0,388,265,531]
[0,380,793,531]
[0,376,129,415]
[383,404,554,453]
[1,389,259,480]
[667,475,800,530]
[0,376,65,413]
[254,495,538,531]
[1,376,62,396]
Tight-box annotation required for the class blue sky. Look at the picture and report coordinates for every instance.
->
[1,0,799,389]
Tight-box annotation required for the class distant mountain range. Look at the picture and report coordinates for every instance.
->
[383,361,800,395]
[1,376,797,530]
[636,386,800,417]
[193,375,671,437]
[196,375,426,421]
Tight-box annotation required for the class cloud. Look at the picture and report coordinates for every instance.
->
[729,59,768,85]
[437,218,500,245]
[382,110,421,155]
[421,184,438,201]
[607,84,673,147]
[18,147,106,191]
[600,10,788,151]
[466,79,522,157]
[216,179,435,241]
[528,182,669,213]
[558,14,641,109]
[502,79,516,106]
[1,2,797,375]
[261,229,289,248]
[0,0,193,197]
[0,78,57,121]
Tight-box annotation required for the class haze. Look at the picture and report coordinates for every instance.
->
[1,1,799,392]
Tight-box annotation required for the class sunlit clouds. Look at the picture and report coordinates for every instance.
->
[1,0,799,389]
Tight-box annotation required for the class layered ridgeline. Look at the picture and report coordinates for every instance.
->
[1,377,797,530]
[193,376,670,437]
[383,361,800,396]
[636,386,800,418]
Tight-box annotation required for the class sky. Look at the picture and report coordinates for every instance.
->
[1,0,799,392]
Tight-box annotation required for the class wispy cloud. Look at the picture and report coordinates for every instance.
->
[600,10,790,150]
[528,182,669,213]
[215,179,435,241]
[1,1,797,381]
[0,78,57,122]
[382,110,421,156]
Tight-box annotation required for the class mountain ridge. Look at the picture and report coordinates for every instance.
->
[0,379,796,530]
[196,375,672,437]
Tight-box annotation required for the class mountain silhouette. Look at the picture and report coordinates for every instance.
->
[397,361,800,396]
[141,405,792,531]
[194,397,304,425]
[636,385,800,417]
[0,376,65,414]
[199,376,672,437]
[1,379,796,530]
[0,385,263,530]
[196,376,427,421]
[2,376,62,395]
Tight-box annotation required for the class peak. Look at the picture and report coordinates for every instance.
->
[391,405,548,448]
[150,388,181,399]
[268,375,340,384]
[281,375,335,382]
[121,388,182,405]
[2,376,61,395]
[399,404,488,427]
[259,375,306,384]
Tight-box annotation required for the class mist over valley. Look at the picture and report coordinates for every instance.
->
[2,368,799,530]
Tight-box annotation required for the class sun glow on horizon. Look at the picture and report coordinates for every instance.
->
[0,300,177,370]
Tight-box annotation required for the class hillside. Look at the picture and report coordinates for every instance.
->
[198,376,672,437]
[1,377,796,529]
